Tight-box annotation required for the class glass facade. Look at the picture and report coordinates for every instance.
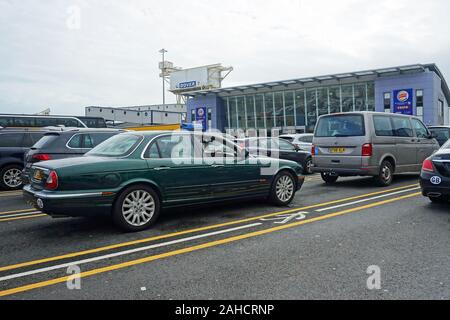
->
[223,81,375,132]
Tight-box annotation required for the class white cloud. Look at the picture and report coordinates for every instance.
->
[0,0,449,115]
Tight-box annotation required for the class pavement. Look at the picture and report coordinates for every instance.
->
[0,174,449,300]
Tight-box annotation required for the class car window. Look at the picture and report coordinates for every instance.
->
[411,119,429,139]
[156,135,192,159]
[33,134,59,149]
[391,117,413,137]
[280,136,294,142]
[144,142,161,158]
[89,132,117,146]
[431,128,450,143]
[275,139,295,151]
[0,133,24,147]
[300,136,313,143]
[87,134,143,157]
[67,134,83,148]
[373,116,394,136]
[30,133,45,144]
[203,139,235,158]
[315,115,365,137]
[83,134,94,148]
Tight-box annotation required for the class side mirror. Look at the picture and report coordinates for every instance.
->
[294,145,301,152]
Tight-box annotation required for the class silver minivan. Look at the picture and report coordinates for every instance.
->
[312,112,440,186]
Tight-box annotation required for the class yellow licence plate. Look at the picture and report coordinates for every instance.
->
[33,170,43,181]
[329,148,346,154]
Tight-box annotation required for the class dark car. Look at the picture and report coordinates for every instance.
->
[22,128,124,184]
[428,126,450,146]
[241,137,313,174]
[420,140,450,203]
[23,131,305,232]
[0,128,47,190]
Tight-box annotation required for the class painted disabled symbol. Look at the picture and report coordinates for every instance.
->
[260,212,309,224]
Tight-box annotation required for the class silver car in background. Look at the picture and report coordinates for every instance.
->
[280,134,314,153]
[312,112,439,186]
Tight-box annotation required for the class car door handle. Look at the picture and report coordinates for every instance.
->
[211,164,225,168]
[154,166,170,171]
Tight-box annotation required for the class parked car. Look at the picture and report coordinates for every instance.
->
[0,128,47,190]
[428,126,450,146]
[280,134,314,153]
[312,112,440,186]
[22,128,124,184]
[420,140,450,203]
[23,131,305,232]
[241,137,313,174]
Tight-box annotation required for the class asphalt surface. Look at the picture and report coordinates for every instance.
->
[0,174,449,300]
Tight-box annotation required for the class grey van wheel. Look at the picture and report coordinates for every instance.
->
[321,173,339,184]
[374,161,394,187]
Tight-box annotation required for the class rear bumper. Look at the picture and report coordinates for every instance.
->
[23,185,114,217]
[312,166,379,176]
[420,172,450,197]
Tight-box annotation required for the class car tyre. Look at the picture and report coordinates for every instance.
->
[112,185,161,232]
[303,157,314,175]
[321,173,339,184]
[374,161,394,187]
[269,171,296,206]
[0,164,23,191]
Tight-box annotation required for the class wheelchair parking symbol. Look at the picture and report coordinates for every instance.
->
[260,212,309,224]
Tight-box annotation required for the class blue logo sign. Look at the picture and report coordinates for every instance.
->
[177,81,198,89]
[195,107,207,131]
[393,89,413,115]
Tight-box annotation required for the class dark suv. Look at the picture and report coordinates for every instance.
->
[22,128,124,184]
[0,129,47,190]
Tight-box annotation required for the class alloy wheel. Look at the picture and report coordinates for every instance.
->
[122,190,156,227]
[3,168,22,188]
[276,175,294,202]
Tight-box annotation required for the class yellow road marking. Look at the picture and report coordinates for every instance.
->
[0,183,418,273]
[0,215,47,222]
[0,209,37,216]
[0,192,421,298]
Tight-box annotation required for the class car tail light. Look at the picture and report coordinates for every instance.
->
[362,144,373,157]
[311,145,316,156]
[32,154,52,162]
[45,171,58,190]
[422,159,434,173]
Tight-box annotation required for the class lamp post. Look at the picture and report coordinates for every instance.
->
[159,48,168,107]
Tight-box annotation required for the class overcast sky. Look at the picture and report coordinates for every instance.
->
[1,0,450,115]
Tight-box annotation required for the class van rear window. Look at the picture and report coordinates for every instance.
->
[315,115,365,137]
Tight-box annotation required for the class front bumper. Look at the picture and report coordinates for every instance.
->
[420,172,450,198]
[23,185,114,217]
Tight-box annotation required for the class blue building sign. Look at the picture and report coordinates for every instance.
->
[177,81,198,89]
[393,89,414,115]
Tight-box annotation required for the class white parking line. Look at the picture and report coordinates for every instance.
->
[0,212,41,219]
[0,222,262,282]
[315,187,420,212]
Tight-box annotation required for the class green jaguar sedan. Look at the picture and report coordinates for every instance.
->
[23,131,305,232]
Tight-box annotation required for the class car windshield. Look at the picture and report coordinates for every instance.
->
[315,115,365,137]
[86,134,142,157]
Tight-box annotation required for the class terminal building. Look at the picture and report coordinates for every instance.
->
[182,63,450,133]
[85,104,186,127]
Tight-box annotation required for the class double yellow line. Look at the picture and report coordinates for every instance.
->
[0,185,420,298]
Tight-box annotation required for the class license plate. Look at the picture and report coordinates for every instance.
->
[33,170,43,181]
[329,148,346,154]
